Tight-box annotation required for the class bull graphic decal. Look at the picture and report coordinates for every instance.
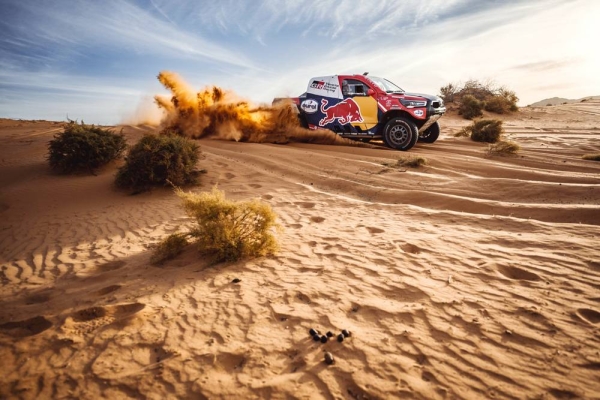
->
[319,98,363,126]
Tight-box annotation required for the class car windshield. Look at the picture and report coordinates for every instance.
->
[368,76,404,93]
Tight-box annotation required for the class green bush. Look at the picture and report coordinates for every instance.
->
[459,95,484,119]
[47,121,126,173]
[151,233,189,264]
[486,140,520,156]
[116,134,200,191]
[466,119,504,143]
[176,187,279,262]
[582,153,600,161]
[396,156,428,168]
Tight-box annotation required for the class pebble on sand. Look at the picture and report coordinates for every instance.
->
[324,352,334,365]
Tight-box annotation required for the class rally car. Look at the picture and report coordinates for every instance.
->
[275,73,446,151]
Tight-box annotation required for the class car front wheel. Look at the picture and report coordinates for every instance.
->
[382,117,418,151]
[419,121,440,143]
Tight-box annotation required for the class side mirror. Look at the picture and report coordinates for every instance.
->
[367,88,375,97]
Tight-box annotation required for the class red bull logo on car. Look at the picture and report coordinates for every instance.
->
[319,98,364,126]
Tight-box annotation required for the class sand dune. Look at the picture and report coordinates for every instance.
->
[1,103,599,399]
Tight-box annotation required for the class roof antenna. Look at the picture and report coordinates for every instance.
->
[363,72,369,76]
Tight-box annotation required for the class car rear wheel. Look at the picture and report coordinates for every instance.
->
[382,117,418,151]
[419,121,440,143]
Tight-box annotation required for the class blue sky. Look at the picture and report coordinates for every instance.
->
[1,0,599,124]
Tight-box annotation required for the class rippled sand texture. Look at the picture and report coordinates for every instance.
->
[1,102,599,399]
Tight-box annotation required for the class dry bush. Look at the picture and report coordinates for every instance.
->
[484,95,512,114]
[469,119,504,143]
[459,95,484,119]
[176,187,279,262]
[47,121,126,174]
[151,233,189,264]
[461,79,495,101]
[454,127,471,137]
[486,140,520,156]
[440,80,519,117]
[116,134,200,191]
[582,153,600,161]
[396,156,428,168]
[439,83,458,104]
[497,88,519,112]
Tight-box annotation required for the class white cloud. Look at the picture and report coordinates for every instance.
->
[6,0,254,69]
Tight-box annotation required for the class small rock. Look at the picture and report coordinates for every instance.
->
[232,278,241,283]
[324,352,334,365]
[326,331,333,338]
[309,328,318,336]
[505,329,512,335]
[320,335,328,343]
[341,329,351,338]
[313,334,321,342]
[337,334,344,343]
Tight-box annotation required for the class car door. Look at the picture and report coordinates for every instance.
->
[341,79,378,133]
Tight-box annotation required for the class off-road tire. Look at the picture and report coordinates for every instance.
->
[382,117,418,151]
[419,121,440,143]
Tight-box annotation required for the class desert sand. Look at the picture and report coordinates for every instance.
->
[1,102,600,399]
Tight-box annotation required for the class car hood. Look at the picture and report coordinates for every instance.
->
[402,92,442,101]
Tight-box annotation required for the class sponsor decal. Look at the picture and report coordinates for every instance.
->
[310,80,339,92]
[414,109,424,117]
[300,99,318,114]
[385,100,392,108]
[319,98,364,126]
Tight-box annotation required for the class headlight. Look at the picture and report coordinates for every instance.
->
[400,99,427,108]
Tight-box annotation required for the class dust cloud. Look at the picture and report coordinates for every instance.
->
[154,71,362,146]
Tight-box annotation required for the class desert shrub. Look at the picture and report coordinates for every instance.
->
[454,127,471,137]
[546,103,553,107]
[459,95,484,119]
[176,187,278,262]
[159,125,185,136]
[582,153,600,161]
[497,88,519,112]
[486,140,520,156]
[440,80,519,116]
[484,95,512,114]
[116,134,200,191]
[439,83,458,104]
[47,121,126,173]
[469,119,504,143]
[151,233,189,264]
[397,156,428,168]
[461,79,495,101]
